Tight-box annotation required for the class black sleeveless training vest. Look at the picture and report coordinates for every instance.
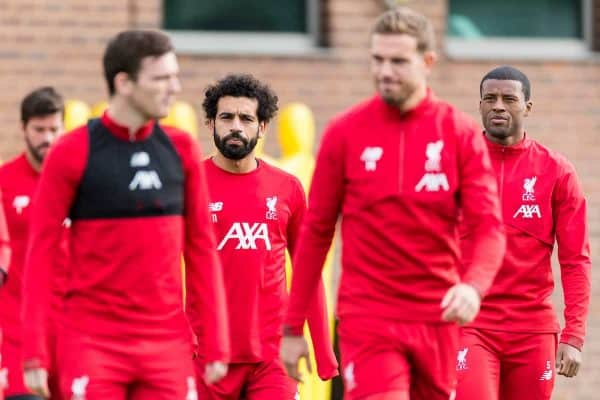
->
[69,119,184,220]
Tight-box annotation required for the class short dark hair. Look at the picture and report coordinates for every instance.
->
[480,66,531,101]
[202,74,279,123]
[103,29,174,96]
[20,86,64,125]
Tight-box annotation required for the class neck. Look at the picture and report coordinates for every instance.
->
[107,97,149,138]
[24,151,42,173]
[398,84,427,113]
[485,130,525,146]
[212,152,258,174]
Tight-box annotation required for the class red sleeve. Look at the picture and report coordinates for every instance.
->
[456,119,506,296]
[553,164,591,350]
[287,178,339,380]
[22,129,88,369]
[0,189,10,275]
[285,122,345,335]
[171,131,230,363]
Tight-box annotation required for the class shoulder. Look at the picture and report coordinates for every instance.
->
[528,139,578,177]
[260,161,305,194]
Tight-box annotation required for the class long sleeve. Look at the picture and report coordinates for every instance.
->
[287,178,338,380]
[178,134,230,363]
[21,130,87,368]
[457,122,506,296]
[553,166,591,350]
[285,122,345,335]
[0,189,10,276]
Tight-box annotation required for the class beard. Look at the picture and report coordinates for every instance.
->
[25,136,49,164]
[213,129,259,161]
[378,79,417,108]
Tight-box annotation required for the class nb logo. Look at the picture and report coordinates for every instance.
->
[129,170,162,191]
[217,222,271,250]
[209,202,224,212]
[513,204,541,219]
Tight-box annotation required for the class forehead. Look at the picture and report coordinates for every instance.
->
[138,51,178,75]
[217,96,259,116]
[481,79,524,96]
[25,113,63,127]
[370,33,419,56]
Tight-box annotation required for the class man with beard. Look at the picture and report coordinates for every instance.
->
[280,7,506,400]
[197,73,338,399]
[455,66,591,400]
[21,30,230,400]
[0,87,65,400]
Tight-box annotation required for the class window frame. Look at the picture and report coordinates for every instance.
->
[445,0,595,60]
[164,0,324,55]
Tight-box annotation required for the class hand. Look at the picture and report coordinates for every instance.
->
[204,361,228,384]
[441,283,481,325]
[556,343,582,378]
[280,335,312,382]
[24,367,50,398]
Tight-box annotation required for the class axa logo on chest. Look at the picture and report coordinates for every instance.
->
[513,176,541,219]
[217,222,271,250]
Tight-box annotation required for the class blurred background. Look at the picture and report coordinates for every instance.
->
[0,0,599,398]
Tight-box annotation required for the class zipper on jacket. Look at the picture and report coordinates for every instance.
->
[398,129,405,192]
[499,147,505,200]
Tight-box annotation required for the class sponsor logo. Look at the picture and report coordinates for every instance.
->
[539,360,553,381]
[217,222,271,251]
[344,362,356,392]
[129,170,162,191]
[12,195,30,214]
[513,204,542,219]
[415,140,449,192]
[186,376,198,400]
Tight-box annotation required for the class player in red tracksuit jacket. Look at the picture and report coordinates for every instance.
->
[196,74,338,399]
[280,8,505,400]
[0,192,10,400]
[21,30,229,400]
[0,87,66,400]
[456,66,591,400]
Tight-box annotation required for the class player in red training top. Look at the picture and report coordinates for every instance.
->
[21,30,230,400]
[0,87,66,400]
[196,74,338,399]
[455,66,591,400]
[0,189,9,400]
[280,7,506,400]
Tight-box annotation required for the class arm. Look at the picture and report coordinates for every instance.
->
[281,123,344,380]
[442,120,505,325]
[554,166,591,350]
[178,134,230,379]
[287,179,338,380]
[0,189,9,285]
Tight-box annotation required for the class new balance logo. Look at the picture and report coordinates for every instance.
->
[130,151,150,167]
[513,204,541,219]
[456,347,468,371]
[360,147,383,171]
[217,222,271,250]
[71,375,89,400]
[344,362,356,392]
[186,376,198,400]
[209,202,223,212]
[12,195,30,214]
[129,170,162,191]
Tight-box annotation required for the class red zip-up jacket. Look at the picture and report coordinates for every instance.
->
[286,91,506,333]
[203,159,337,379]
[22,113,229,368]
[0,189,9,278]
[0,154,67,347]
[461,135,591,350]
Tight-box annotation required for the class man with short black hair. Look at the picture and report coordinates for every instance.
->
[197,73,337,399]
[0,86,65,400]
[21,30,230,400]
[456,65,591,400]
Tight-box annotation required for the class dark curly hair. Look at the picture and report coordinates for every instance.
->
[203,74,279,123]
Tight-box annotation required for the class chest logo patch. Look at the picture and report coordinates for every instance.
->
[266,196,278,220]
[360,147,383,171]
[415,140,449,192]
[513,176,541,219]
[12,195,30,215]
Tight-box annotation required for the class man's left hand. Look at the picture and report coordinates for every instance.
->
[556,343,582,378]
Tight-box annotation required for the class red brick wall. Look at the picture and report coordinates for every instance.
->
[0,1,598,398]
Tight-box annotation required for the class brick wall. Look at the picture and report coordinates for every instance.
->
[0,1,598,398]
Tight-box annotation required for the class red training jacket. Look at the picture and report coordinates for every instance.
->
[286,90,506,333]
[462,135,591,350]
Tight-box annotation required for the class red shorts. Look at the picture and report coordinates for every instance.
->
[338,317,459,400]
[57,326,195,400]
[456,327,557,400]
[195,357,297,400]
